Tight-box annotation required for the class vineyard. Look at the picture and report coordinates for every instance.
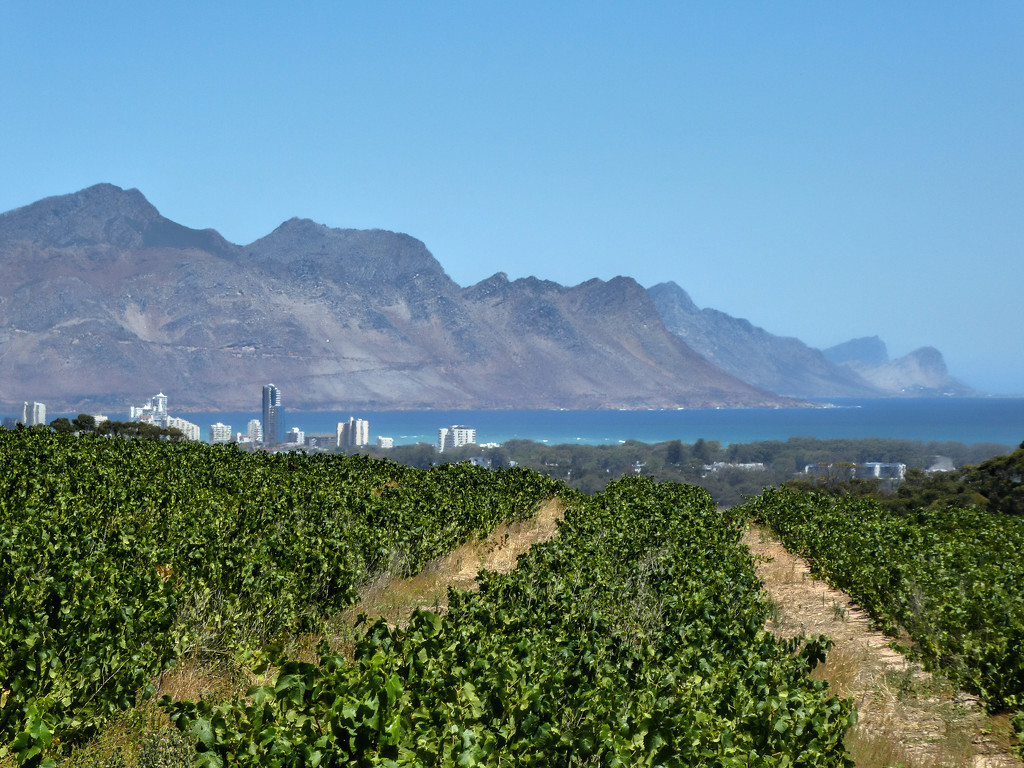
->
[0,429,561,765]
[0,429,861,766]
[746,487,1024,754]
[161,477,854,767]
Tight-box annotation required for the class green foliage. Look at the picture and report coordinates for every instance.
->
[2,427,860,763]
[48,418,73,434]
[72,415,98,434]
[961,442,1024,516]
[369,436,1011,507]
[745,488,1024,713]
[1012,710,1024,759]
[93,420,184,441]
[807,441,1024,517]
[162,478,856,766]
[0,429,561,761]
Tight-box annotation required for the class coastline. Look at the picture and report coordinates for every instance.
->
[37,397,1022,447]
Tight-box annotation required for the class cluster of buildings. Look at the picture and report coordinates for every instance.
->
[3,385,483,456]
[206,384,400,452]
[2,401,48,429]
[129,393,201,441]
[803,461,907,481]
[241,385,479,454]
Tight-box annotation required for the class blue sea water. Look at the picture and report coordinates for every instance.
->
[151,398,1023,447]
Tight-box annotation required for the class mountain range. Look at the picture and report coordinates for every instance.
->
[0,184,974,413]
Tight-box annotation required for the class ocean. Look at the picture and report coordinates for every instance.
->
[127,397,1024,448]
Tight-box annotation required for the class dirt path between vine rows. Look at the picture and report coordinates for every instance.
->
[744,525,1020,768]
[355,498,565,626]
[347,505,1021,765]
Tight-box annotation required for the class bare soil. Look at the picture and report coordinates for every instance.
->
[354,498,565,627]
[744,525,1021,768]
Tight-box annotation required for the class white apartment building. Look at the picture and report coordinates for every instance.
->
[438,425,476,452]
[337,417,370,448]
[247,418,263,444]
[165,416,200,442]
[21,401,46,426]
[209,422,233,444]
[376,436,394,449]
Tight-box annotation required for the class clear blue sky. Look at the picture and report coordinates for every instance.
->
[3,2,1022,393]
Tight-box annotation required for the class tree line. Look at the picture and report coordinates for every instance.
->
[46,413,187,440]
[356,435,1012,507]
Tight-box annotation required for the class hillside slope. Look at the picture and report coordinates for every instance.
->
[0,185,788,411]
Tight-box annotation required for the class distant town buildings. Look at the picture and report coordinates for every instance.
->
[128,392,199,440]
[284,426,305,445]
[438,425,476,452]
[165,415,200,442]
[262,384,283,444]
[803,461,907,482]
[702,461,767,477]
[337,417,369,448]
[130,392,169,427]
[304,433,337,450]
[209,422,232,444]
[21,401,46,426]
[927,455,956,474]
[376,436,394,449]
[856,462,907,481]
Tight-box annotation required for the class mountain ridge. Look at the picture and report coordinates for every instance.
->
[648,282,975,399]
[1,184,791,412]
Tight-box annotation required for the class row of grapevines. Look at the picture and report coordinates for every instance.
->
[745,487,1024,714]
[163,477,856,767]
[0,428,563,761]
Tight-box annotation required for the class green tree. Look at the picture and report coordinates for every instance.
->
[692,438,721,464]
[665,439,684,465]
[49,417,73,433]
[72,414,97,433]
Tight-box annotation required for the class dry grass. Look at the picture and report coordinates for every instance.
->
[348,498,564,627]
[55,655,262,768]
[745,525,1021,768]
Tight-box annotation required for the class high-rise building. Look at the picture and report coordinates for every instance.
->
[337,417,370,448]
[262,384,282,443]
[130,393,169,427]
[209,422,232,444]
[437,425,476,452]
[165,416,200,442]
[21,401,46,426]
[247,419,263,444]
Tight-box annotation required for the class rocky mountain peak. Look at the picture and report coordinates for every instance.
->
[0,183,161,249]
[573,276,652,315]
[823,336,890,367]
[822,340,974,396]
[461,272,511,301]
[647,281,701,316]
